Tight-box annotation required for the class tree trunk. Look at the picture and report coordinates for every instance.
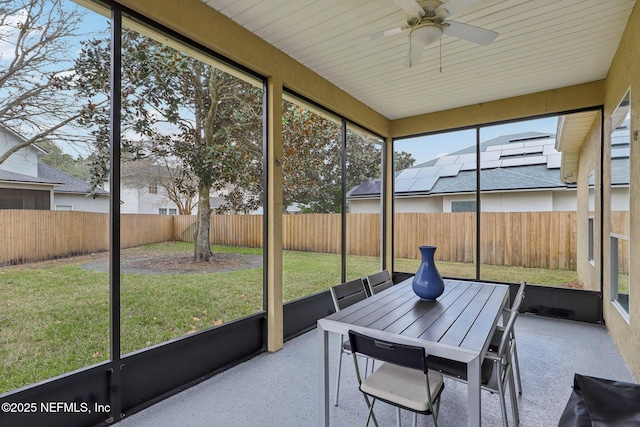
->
[194,185,213,262]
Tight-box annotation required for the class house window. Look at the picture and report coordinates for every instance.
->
[169,208,177,215]
[451,200,476,212]
[588,169,595,264]
[0,189,49,210]
[56,205,73,211]
[149,185,158,194]
[588,217,594,263]
[609,89,630,319]
[158,208,167,215]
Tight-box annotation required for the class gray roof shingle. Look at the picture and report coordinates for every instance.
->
[37,162,107,195]
[348,132,580,198]
[0,168,60,185]
[0,163,108,196]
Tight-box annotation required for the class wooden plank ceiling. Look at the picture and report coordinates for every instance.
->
[201,0,636,120]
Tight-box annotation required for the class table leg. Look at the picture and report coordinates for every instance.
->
[318,324,330,427]
[467,356,482,427]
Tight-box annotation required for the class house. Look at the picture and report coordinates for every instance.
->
[118,181,181,215]
[348,132,575,213]
[115,161,182,215]
[0,125,108,212]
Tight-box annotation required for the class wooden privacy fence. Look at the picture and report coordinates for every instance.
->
[395,212,578,271]
[0,210,173,266]
[611,211,630,275]
[179,211,577,270]
[175,213,381,257]
[1,210,578,271]
[174,214,264,247]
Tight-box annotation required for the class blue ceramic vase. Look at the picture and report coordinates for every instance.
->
[412,246,445,300]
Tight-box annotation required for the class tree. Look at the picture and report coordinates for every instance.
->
[281,102,340,213]
[75,29,263,261]
[395,150,415,171]
[282,101,416,213]
[74,26,413,261]
[0,0,97,166]
[38,139,91,180]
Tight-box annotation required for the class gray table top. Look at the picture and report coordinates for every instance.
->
[319,278,509,363]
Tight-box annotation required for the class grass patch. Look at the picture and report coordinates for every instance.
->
[0,242,578,393]
[394,258,579,286]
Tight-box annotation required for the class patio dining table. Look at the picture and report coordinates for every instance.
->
[317,278,510,427]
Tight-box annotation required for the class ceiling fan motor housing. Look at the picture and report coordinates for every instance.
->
[408,1,447,25]
[410,22,444,47]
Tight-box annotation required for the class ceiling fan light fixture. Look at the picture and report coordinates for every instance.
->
[410,22,443,47]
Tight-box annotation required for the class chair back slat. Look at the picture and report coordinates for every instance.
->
[497,305,519,357]
[511,281,526,312]
[366,270,393,296]
[349,330,427,373]
[330,278,368,311]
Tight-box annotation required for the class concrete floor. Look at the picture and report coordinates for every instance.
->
[116,314,633,427]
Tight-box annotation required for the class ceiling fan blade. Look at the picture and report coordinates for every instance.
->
[436,0,483,18]
[352,25,410,45]
[390,0,424,17]
[443,20,498,45]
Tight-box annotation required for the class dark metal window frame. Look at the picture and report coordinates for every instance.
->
[391,107,606,324]
[282,88,387,283]
[588,216,595,263]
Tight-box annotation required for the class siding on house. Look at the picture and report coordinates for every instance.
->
[348,132,579,213]
[0,126,109,212]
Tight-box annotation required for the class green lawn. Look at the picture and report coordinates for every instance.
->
[0,242,578,393]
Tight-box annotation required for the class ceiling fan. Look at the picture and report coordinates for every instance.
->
[364,0,499,67]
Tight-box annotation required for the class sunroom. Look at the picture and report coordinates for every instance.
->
[0,0,639,426]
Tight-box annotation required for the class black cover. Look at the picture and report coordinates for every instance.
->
[558,373,640,427]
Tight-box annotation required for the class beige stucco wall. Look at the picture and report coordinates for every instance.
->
[391,81,605,138]
[575,114,602,293]
[601,1,640,381]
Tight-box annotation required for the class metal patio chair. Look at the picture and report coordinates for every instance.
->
[365,269,394,296]
[427,290,523,427]
[490,281,526,395]
[348,330,445,427]
[329,278,369,406]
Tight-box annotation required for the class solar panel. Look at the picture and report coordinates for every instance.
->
[486,142,523,152]
[415,166,441,178]
[543,145,560,155]
[434,155,458,166]
[547,154,562,168]
[395,179,416,192]
[408,177,439,192]
[438,164,463,177]
[396,168,421,179]
[501,155,547,167]
[480,151,501,161]
[456,153,476,164]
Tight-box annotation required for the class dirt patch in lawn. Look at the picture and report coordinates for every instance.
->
[6,243,262,275]
[82,252,263,275]
[559,280,584,289]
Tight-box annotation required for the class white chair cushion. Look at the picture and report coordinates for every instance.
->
[360,362,444,412]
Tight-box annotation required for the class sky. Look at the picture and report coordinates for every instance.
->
[394,116,558,165]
